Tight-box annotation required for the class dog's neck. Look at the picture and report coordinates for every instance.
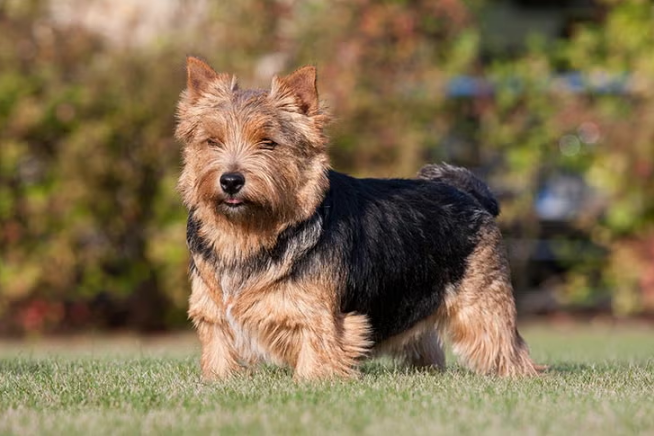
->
[188,188,328,270]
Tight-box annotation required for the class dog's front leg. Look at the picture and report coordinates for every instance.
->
[194,319,239,380]
[232,282,371,381]
[292,310,371,381]
[188,271,240,381]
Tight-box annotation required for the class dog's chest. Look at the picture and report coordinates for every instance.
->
[224,299,272,364]
[219,270,246,297]
[218,271,278,365]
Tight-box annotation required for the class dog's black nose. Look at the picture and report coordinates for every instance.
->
[220,172,245,195]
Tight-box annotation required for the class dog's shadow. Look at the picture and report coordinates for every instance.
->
[360,359,611,376]
[544,362,591,373]
[359,358,449,376]
[543,361,644,373]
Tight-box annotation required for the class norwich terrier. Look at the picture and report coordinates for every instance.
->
[175,57,541,380]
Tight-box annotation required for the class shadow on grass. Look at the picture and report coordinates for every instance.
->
[359,358,462,377]
[545,362,596,373]
[543,360,651,374]
[361,359,632,377]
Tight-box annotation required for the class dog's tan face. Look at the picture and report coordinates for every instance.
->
[176,57,330,227]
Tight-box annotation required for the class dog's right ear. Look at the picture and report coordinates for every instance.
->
[186,56,237,99]
[270,66,319,116]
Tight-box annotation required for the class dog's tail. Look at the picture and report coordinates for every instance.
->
[417,163,500,217]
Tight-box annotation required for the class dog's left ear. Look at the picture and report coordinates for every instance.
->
[270,66,319,116]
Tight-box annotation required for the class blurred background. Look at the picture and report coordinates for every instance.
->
[1,0,653,336]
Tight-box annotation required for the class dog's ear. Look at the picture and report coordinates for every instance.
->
[270,66,319,116]
[186,56,237,100]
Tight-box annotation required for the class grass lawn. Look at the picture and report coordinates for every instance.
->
[1,324,653,435]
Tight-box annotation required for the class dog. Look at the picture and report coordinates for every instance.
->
[175,57,540,380]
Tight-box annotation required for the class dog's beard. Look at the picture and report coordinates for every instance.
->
[210,192,282,226]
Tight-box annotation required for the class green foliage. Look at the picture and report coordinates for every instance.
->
[475,0,654,313]
[1,0,653,332]
[0,2,187,330]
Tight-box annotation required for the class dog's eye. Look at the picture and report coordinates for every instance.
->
[258,139,277,150]
[206,139,223,148]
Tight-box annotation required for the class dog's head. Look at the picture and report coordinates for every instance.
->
[176,57,330,228]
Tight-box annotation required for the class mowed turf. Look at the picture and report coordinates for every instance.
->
[1,325,653,436]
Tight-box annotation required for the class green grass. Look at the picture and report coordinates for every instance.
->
[1,325,653,435]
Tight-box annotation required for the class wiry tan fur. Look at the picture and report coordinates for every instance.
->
[188,250,371,380]
[177,58,371,380]
[436,226,543,376]
[176,57,541,380]
[177,60,330,263]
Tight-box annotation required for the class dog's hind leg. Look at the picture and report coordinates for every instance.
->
[437,225,542,376]
[407,329,446,370]
[375,322,446,371]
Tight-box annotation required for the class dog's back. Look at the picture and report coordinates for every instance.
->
[308,170,492,343]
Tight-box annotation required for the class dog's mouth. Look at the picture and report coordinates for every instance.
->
[215,194,269,218]
[218,196,250,212]
[223,197,245,207]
